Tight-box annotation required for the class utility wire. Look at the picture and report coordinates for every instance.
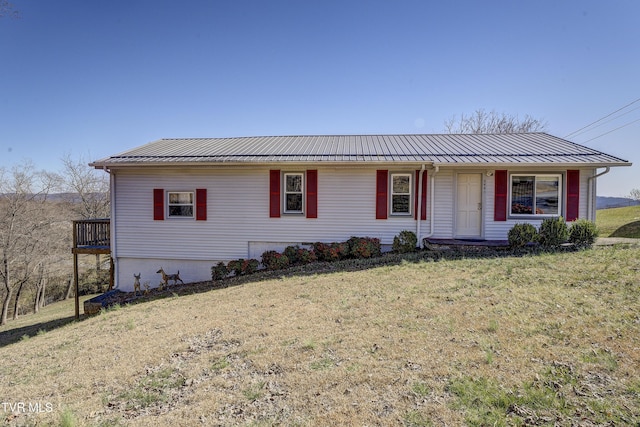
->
[581,116,640,143]
[568,105,640,139]
[565,96,640,138]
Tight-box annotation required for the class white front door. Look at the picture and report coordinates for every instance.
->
[456,173,483,238]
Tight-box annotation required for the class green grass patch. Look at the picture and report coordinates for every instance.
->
[596,205,640,238]
[117,366,186,410]
[242,381,265,402]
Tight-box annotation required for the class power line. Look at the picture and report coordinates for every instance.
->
[581,116,640,143]
[565,96,640,138]
[568,105,640,139]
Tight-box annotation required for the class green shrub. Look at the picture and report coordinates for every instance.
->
[284,245,318,265]
[227,258,259,276]
[211,262,229,280]
[347,236,382,259]
[392,230,418,253]
[313,242,350,262]
[261,250,290,270]
[569,219,599,248]
[507,223,538,248]
[537,217,569,250]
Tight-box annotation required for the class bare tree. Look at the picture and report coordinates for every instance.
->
[444,109,548,134]
[33,264,47,313]
[60,154,110,219]
[0,0,20,18]
[0,162,58,325]
[59,154,110,286]
[629,189,640,202]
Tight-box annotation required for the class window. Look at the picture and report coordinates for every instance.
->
[391,173,412,215]
[284,173,304,213]
[168,191,194,217]
[510,174,561,216]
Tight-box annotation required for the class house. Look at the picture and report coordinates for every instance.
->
[90,133,631,291]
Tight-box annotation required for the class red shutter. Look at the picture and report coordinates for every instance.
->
[494,170,508,221]
[376,170,388,219]
[306,169,318,218]
[196,188,207,221]
[153,189,164,220]
[414,169,428,220]
[269,170,281,218]
[566,170,580,221]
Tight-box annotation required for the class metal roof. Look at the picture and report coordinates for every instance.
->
[91,133,631,168]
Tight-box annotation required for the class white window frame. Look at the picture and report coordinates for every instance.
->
[390,173,412,215]
[167,191,195,218]
[509,174,562,217]
[283,172,304,214]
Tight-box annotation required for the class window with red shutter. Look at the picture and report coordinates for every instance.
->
[153,189,164,221]
[494,170,508,221]
[376,170,389,219]
[566,170,580,221]
[196,188,207,221]
[269,170,281,218]
[306,170,318,218]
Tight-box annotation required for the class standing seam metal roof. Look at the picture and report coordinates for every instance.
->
[91,133,630,167]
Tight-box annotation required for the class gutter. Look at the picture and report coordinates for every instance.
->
[587,167,610,221]
[105,167,118,289]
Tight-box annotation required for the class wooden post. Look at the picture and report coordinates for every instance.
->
[74,252,79,319]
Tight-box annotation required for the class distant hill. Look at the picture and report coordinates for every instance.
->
[597,196,640,210]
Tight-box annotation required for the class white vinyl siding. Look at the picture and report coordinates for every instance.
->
[112,167,420,262]
[110,166,596,289]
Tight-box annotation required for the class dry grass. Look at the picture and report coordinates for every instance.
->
[1,246,639,426]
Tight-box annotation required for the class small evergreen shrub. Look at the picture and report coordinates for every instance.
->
[392,230,418,253]
[211,262,229,281]
[569,219,599,248]
[537,217,569,250]
[284,245,318,265]
[507,223,538,248]
[227,258,259,276]
[261,250,290,270]
[313,242,349,262]
[347,236,382,259]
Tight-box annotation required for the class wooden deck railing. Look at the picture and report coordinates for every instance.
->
[72,219,112,319]
[73,219,111,249]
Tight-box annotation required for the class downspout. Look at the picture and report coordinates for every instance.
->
[587,167,610,221]
[415,165,426,247]
[422,165,440,241]
[107,167,118,289]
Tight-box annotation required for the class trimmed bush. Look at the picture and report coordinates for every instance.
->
[283,245,318,265]
[211,262,229,281]
[347,236,382,259]
[569,219,599,248]
[227,258,259,276]
[507,223,538,248]
[313,242,350,262]
[392,230,418,253]
[537,217,569,250]
[261,251,290,270]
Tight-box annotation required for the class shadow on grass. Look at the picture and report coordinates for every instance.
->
[610,221,640,239]
[0,315,78,348]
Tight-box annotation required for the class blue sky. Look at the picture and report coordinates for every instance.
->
[1,0,638,196]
